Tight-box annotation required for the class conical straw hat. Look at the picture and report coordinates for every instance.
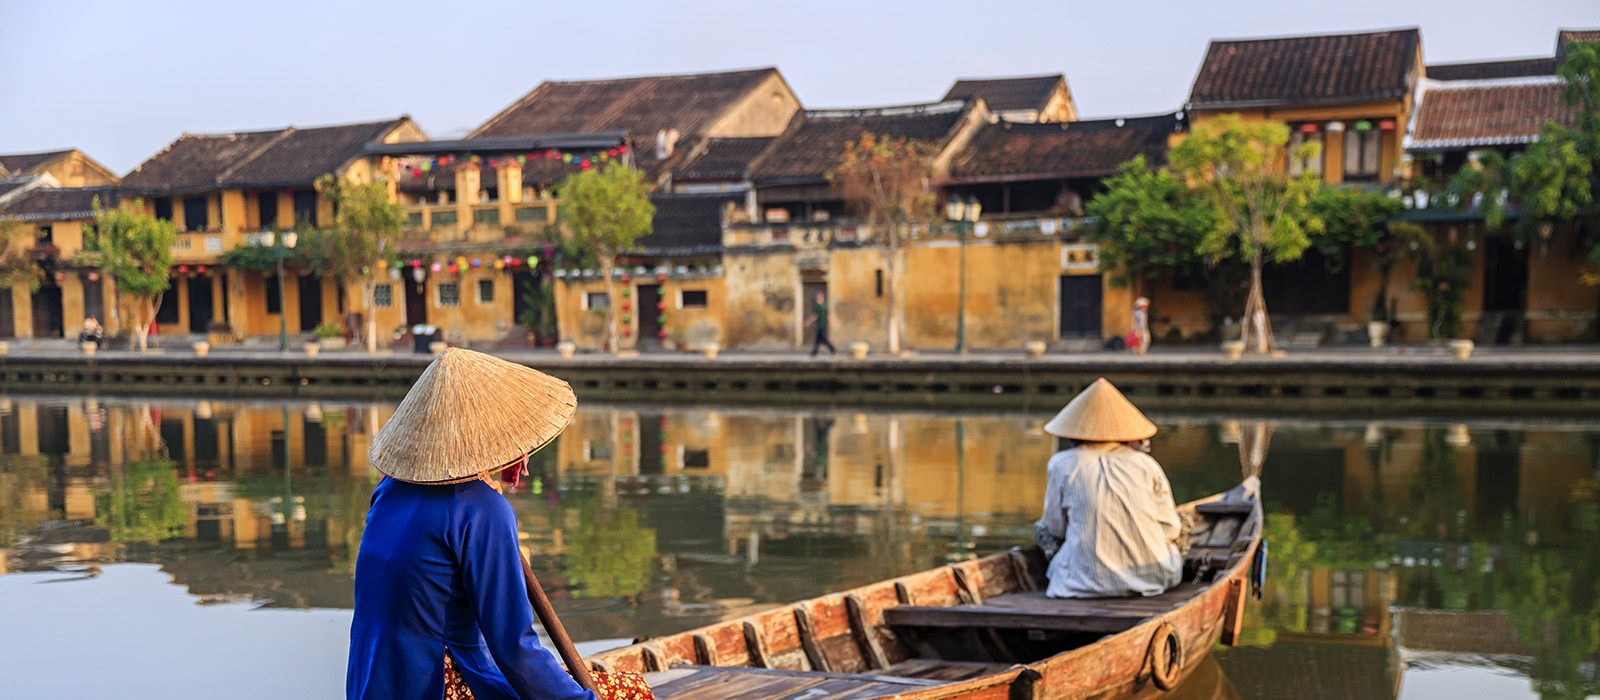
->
[369,348,577,484]
[1043,377,1157,442]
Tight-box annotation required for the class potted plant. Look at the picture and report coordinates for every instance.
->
[1368,291,1390,348]
[313,322,347,351]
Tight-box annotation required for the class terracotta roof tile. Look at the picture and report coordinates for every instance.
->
[1189,28,1420,108]
[219,119,408,188]
[121,130,285,193]
[943,75,1063,113]
[1409,78,1573,150]
[1426,58,1557,81]
[0,150,73,176]
[750,101,973,184]
[949,114,1178,182]
[672,137,775,182]
[472,68,779,176]
[3,186,119,222]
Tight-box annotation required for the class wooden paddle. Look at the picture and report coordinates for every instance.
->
[519,551,599,691]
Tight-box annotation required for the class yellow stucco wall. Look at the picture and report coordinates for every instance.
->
[554,275,728,350]
[1188,96,1414,186]
[703,72,803,139]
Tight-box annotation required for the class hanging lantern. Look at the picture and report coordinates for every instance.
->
[361,266,370,276]
[617,144,628,154]
[412,267,427,284]
[431,262,443,272]
[656,272,668,283]
[545,149,559,159]
[53,271,66,283]
[621,287,630,298]
[1298,123,1318,134]
[599,152,609,162]
[177,265,190,274]
[455,256,468,269]
[390,268,402,281]
[656,301,666,311]
[1325,121,1346,133]
[376,259,388,270]
[1353,120,1373,133]
[658,330,668,340]
[609,147,619,157]
[579,159,592,170]
[411,260,422,268]
[656,314,665,324]
[621,273,631,283]
[621,301,631,312]
[447,263,459,274]
[562,153,573,164]
[527,257,538,269]
[1378,119,1397,132]
[87,271,99,282]
[493,259,505,270]
[197,265,208,275]
[622,314,631,323]
[516,155,526,166]
[470,258,482,268]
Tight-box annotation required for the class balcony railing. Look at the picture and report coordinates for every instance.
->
[725,214,1097,249]
[402,200,559,243]
[171,231,240,262]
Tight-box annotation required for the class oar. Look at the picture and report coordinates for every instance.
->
[520,551,599,691]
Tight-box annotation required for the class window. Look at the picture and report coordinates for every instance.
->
[405,212,422,229]
[875,270,884,298]
[264,275,282,314]
[183,196,209,231]
[583,439,612,462]
[584,292,609,310]
[679,290,708,308]
[35,226,53,246]
[432,210,458,226]
[1344,128,1382,181]
[152,197,174,222]
[292,190,319,227]
[473,209,500,225]
[258,193,279,230]
[477,280,494,304]
[436,282,461,307]
[1288,129,1323,176]
[374,284,394,309]
[515,207,542,222]
[683,448,711,469]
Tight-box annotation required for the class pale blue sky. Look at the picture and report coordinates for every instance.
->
[2,0,1596,173]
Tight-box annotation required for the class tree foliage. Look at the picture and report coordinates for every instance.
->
[1449,41,1600,276]
[558,163,655,352]
[91,200,176,350]
[312,174,408,352]
[830,133,935,353]
[0,208,43,291]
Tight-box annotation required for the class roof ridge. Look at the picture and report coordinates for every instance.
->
[1428,55,1554,67]
[1422,75,1563,89]
[1208,26,1420,45]
[541,66,776,86]
[803,100,968,119]
[214,127,297,184]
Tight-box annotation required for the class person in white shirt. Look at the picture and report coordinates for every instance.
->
[1034,378,1184,598]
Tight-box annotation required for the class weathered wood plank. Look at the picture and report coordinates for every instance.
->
[879,659,1012,682]
[845,593,890,670]
[885,605,1144,634]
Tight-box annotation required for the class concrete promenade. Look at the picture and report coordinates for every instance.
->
[3,337,1599,414]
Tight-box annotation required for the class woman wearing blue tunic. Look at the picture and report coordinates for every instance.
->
[347,348,596,700]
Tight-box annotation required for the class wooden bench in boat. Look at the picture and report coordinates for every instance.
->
[882,581,1210,635]
[641,664,994,700]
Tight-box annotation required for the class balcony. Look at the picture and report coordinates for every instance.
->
[725,213,1096,250]
[171,231,242,263]
[402,200,559,247]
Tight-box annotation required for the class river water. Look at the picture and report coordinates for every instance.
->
[0,394,1596,699]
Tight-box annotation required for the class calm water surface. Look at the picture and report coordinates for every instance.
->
[0,395,1597,699]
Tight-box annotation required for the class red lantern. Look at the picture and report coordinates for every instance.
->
[196,265,207,275]
[1378,119,1397,132]
[621,301,631,312]
[617,144,628,154]
[178,265,189,274]
[620,273,631,283]
[1298,123,1318,134]
[656,272,667,283]
[656,301,666,311]
[447,263,459,274]
[545,149,559,159]
[657,330,667,340]
[609,148,619,157]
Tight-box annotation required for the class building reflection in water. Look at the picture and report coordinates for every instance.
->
[2,397,1600,698]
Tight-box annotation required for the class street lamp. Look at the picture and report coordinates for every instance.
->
[944,195,981,354]
[262,231,298,351]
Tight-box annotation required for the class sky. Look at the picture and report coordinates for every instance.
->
[2,0,1597,174]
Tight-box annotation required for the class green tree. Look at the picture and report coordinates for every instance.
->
[1087,156,1244,331]
[1310,188,1407,321]
[91,201,176,351]
[96,458,185,544]
[311,174,407,352]
[1170,115,1326,353]
[557,163,655,352]
[830,134,936,354]
[1450,41,1600,281]
[0,208,44,292]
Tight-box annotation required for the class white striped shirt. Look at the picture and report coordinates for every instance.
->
[1038,443,1182,598]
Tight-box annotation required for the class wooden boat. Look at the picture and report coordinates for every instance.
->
[585,480,1263,699]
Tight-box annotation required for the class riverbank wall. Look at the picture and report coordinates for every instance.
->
[4,347,1600,415]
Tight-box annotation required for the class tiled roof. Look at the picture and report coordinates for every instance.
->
[0,176,36,201]
[633,193,736,256]
[1426,58,1557,81]
[1409,78,1573,150]
[122,118,409,193]
[672,137,775,182]
[3,186,119,222]
[120,129,284,193]
[472,68,779,175]
[1558,29,1600,59]
[1189,28,1421,108]
[0,149,73,176]
[948,114,1178,182]
[219,119,408,188]
[750,101,973,184]
[942,75,1063,113]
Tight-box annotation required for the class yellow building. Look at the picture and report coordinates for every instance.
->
[941,75,1077,124]
[0,184,121,337]
[0,149,119,188]
[118,118,426,342]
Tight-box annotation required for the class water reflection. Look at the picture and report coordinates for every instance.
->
[1,396,1598,699]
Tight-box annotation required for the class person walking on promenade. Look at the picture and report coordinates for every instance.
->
[1131,297,1152,356]
[806,292,836,356]
[348,348,596,700]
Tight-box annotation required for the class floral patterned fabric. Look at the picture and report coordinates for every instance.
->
[442,653,654,700]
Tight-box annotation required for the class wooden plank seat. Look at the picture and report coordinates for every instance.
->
[882,582,1210,635]
[879,658,1014,682]
[641,664,946,700]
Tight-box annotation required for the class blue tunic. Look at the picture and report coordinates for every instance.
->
[347,477,597,700]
